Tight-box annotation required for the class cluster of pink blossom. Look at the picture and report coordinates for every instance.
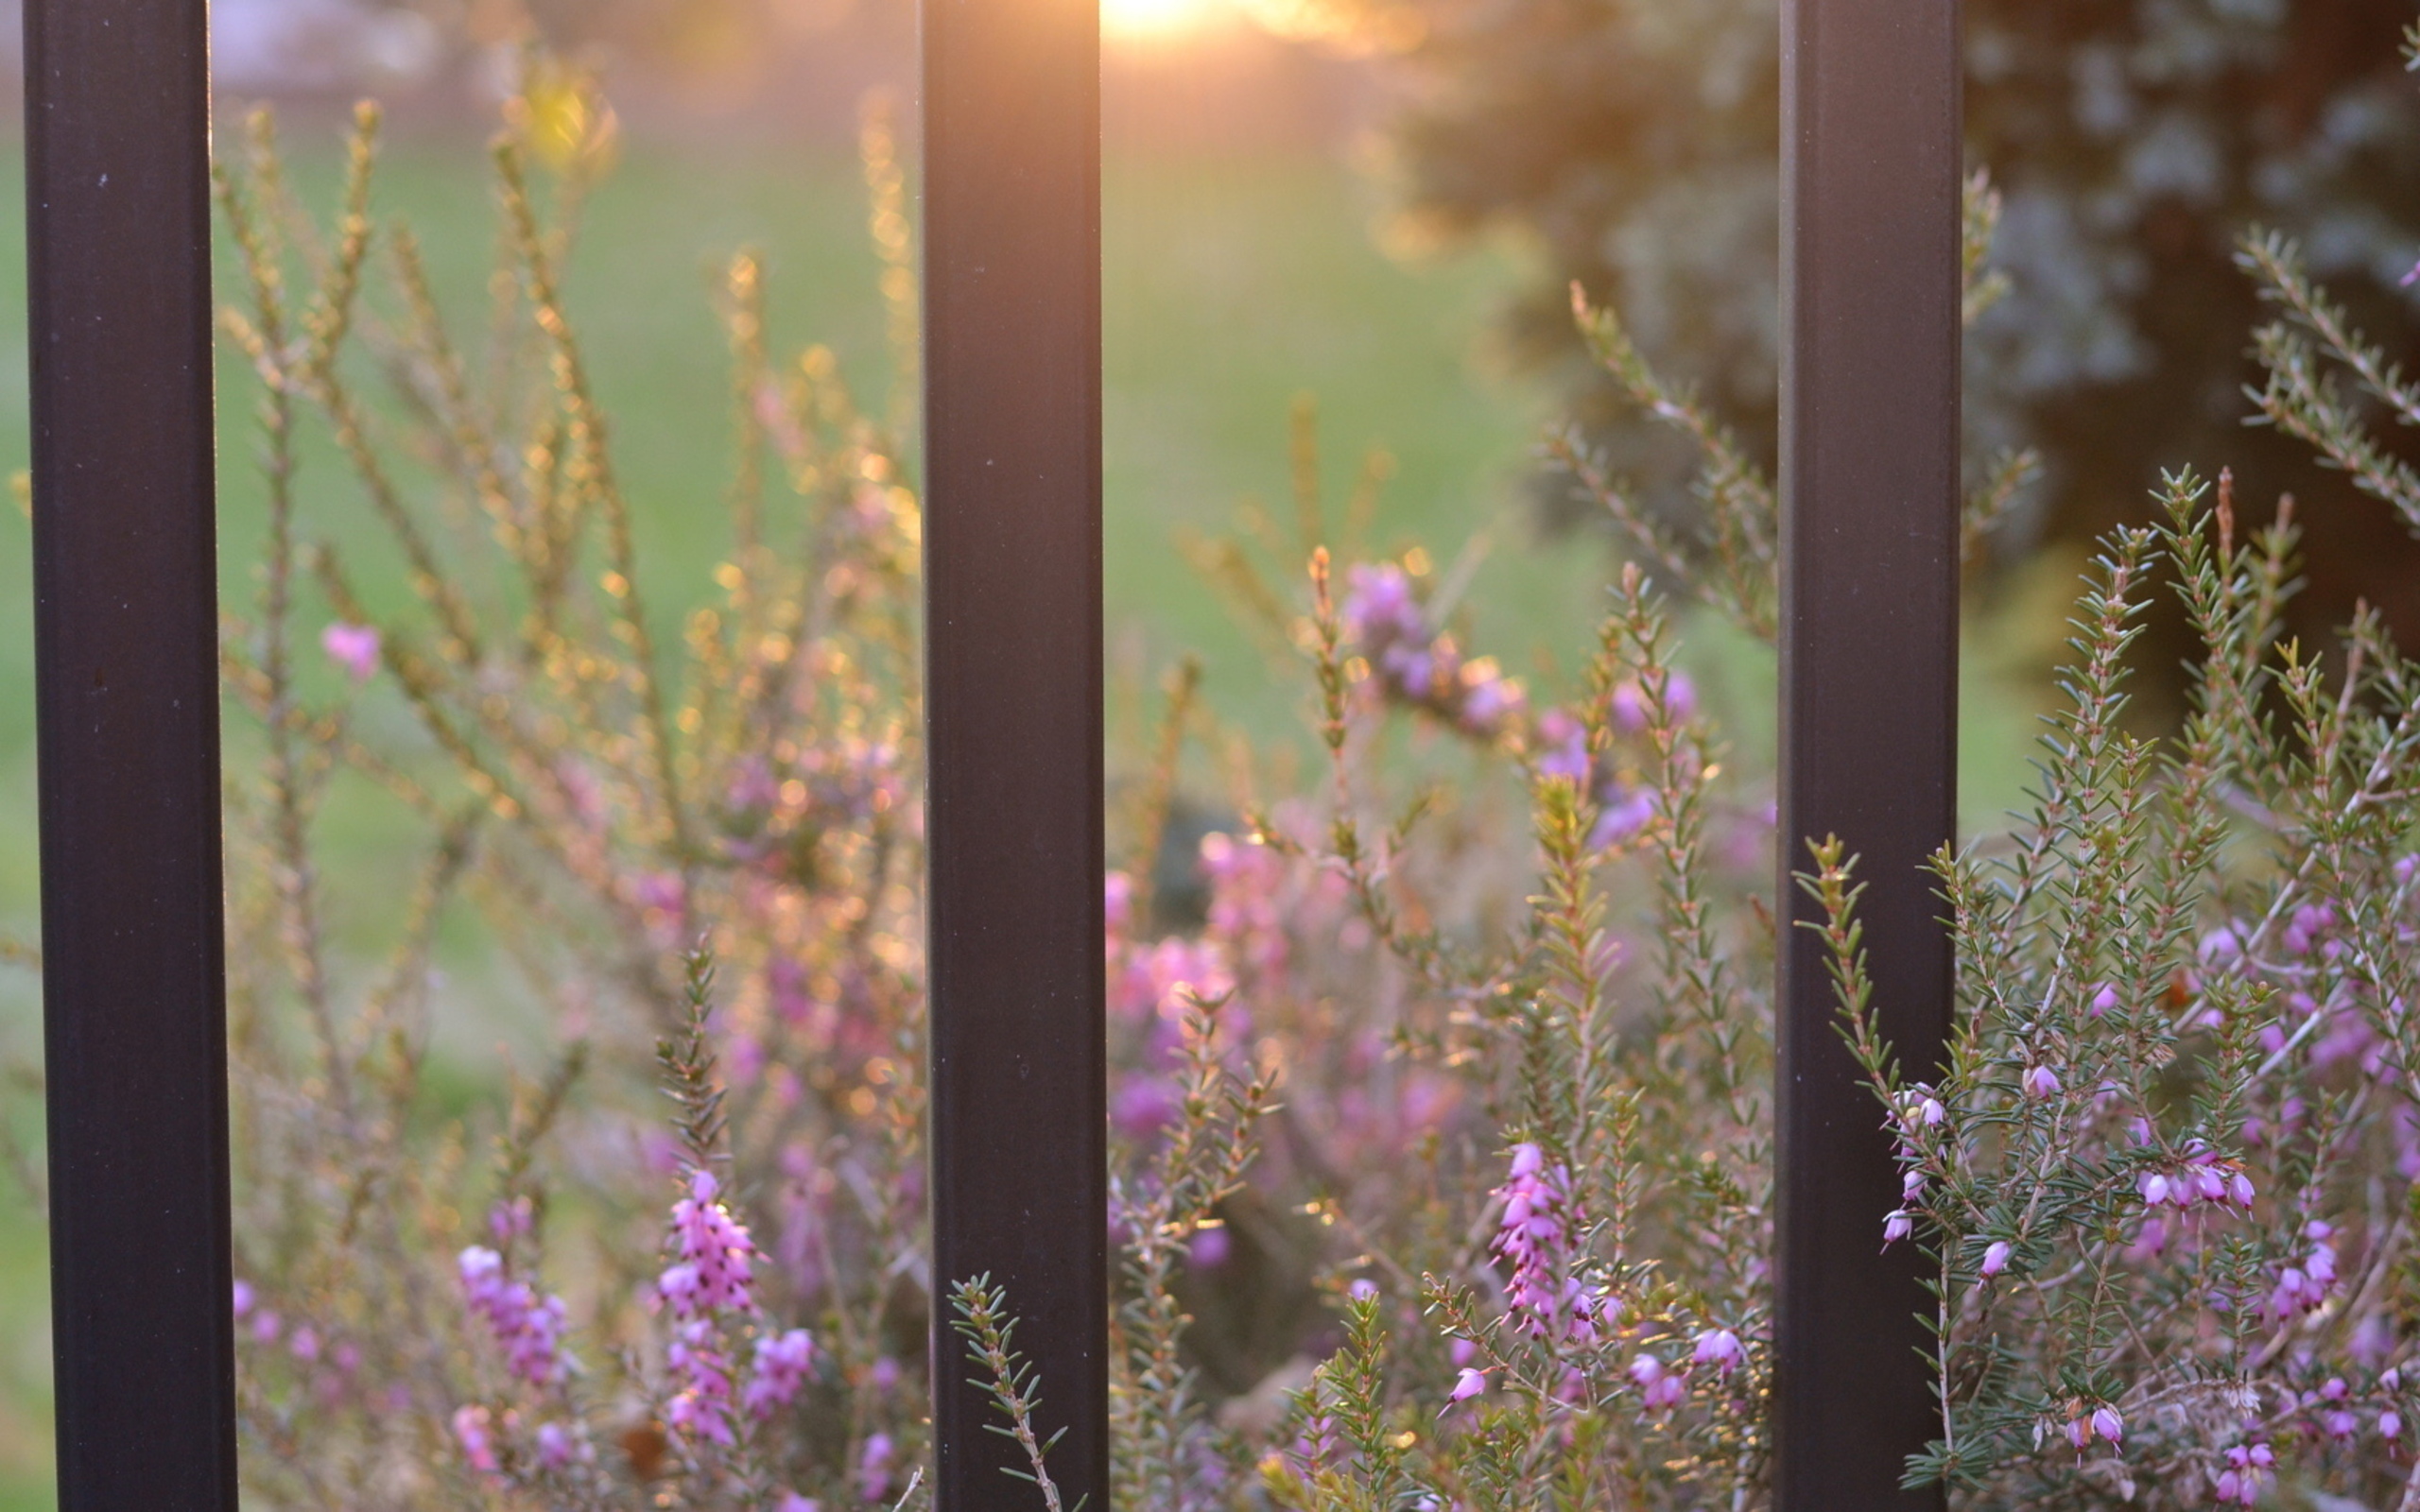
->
[1532,710,1655,850]
[2211,1437,2273,1504]
[659,1168,759,1445]
[233,1279,367,1410]
[858,1432,898,1501]
[452,1404,499,1474]
[1622,1332,1744,1419]
[320,620,381,681]
[1529,672,1699,850]
[1339,562,1526,738]
[2135,1144,2256,1213]
[744,1327,815,1418]
[1201,831,1288,983]
[2268,1220,2339,1316]
[1493,1144,1616,1344]
[458,1246,570,1385]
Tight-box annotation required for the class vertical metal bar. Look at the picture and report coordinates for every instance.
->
[921,0,1107,1502]
[25,0,238,1507]
[1774,0,1961,1505]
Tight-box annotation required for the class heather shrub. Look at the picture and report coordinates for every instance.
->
[20,36,2420,1512]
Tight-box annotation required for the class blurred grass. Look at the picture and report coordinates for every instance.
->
[0,127,2049,1502]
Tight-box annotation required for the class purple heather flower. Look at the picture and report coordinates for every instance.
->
[459,1245,570,1384]
[1980,1241,2012,1278]
[661,1169,755,1317]
[535,1420,590,1469]
[452,1404,499,1474]
[321,621,381,682]
[1882,1210,1913,1246]
[1450,1367,1489,1402]
[1189,1226,1233,1268]
[2385,1410,2404,1439]
[2215,1440,2273,1503]
[1691,1329,1744,1374]
[251,1309,282,1344]
[232,1280,254,1318]
[1628,1353,1686,1412]
[858,1433,897,1501]
[778,1495,821,1512]
[665,1317,737,1447]
[2089,982,2119,1016]
[1493,1143,1595,1343]
[2023,1065,2062,1099]
[2091,1405,2123,1444]
[743,1328,814,1418]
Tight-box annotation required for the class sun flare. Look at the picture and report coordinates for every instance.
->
[1101,0,1219,43]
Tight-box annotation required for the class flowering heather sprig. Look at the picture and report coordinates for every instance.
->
[458,1245,570,1384]
[744,1327,815,1418]
[1339,561,1526,738]
[1492,1143,1604,1344]
[2267,1220,2338,1316]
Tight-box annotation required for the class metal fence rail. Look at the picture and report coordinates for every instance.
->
[1775,0,1962,1504]
[19,0,1959,1505]
[922,0,1111,1503]
[25,0,239,1506]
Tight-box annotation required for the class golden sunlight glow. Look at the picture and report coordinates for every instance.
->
[1101,0,1220,43]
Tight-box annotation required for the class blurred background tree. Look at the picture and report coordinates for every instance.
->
[1329,0,2420,680]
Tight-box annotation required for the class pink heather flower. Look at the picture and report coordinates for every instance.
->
[251,1310,282,1344]
[1628,1354,1686,1412]
[321,621,381,681]
[858,1432,897,1501]
[1882,1210,1913,1246]
[1895,1088,1947,1131]
[490,1195,535,1241]
[535,1420,590,1469]
[1589,787,1658,850]
[2325,1408,2359,1438]
[2023,1065,2062,1099]
[2091,1405,2123,1444]
[1188,1226,1233,1268]
[778,1495,821,1512]
[1691,1329,1744,1374]
[2064,1416,2091,1451]
[665,1318,737,1447]
[289,1326,320,1363]
[459,1246,569,1384]
[2200,925,2241,965]
[1902,1170,1925,1201]
[1493,1144,1594,1343]
[662,1170,755,1317]
[2386,1366,2404,1391]
[2384,1410,2403,1439]
[2090,982,2119,1016]
[1980,1241,2012,1278]
[1449,1367,1489,1402]
[2138,1172,2171,1208]
[2216,1440,2273,1504]
[1450,1337,1478,1366]
[744,1328,814,1418]
[232,1280,254,1318]
[452,1404,499,1474]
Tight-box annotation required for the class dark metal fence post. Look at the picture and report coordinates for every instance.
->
[921,0,1108,1502]
[25,0,239,1506]
[1774,0,1962,1505]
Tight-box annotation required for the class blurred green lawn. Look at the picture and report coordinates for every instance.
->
[0,129,2046,1503]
